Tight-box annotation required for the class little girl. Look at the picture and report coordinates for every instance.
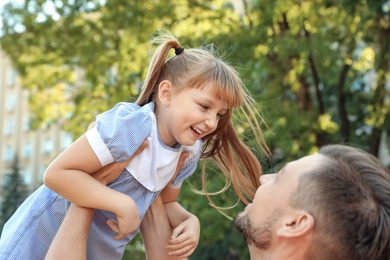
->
[0,32,266,259]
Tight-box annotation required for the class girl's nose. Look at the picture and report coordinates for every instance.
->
[205,115,218,130]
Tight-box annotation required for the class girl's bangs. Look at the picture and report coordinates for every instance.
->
[188,68,243,109]
[211,80,241,109]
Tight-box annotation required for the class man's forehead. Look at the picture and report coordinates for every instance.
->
[284,153,325,177]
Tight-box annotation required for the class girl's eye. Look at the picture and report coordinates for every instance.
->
[200,104,209,110]
[217,113,224,119]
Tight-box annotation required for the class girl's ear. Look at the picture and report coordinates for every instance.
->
[157,80,173,106]
[276,210,314,238]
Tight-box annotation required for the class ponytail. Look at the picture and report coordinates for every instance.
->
[136,33,181,105]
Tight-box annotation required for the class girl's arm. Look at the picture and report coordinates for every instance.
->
[43,134,140,238]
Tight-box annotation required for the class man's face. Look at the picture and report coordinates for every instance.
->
[235,154,324,251]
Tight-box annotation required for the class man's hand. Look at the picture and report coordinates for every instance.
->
[91,140,148,185]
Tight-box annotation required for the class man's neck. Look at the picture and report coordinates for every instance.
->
[250,250,307,260]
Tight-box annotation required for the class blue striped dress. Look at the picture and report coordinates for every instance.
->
[0,101,202,260]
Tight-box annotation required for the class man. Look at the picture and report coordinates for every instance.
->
[46,144,390,259]
[234,144,390,259]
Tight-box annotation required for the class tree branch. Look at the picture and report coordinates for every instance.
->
[336,60,351,142]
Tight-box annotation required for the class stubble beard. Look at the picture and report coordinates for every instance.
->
[234,210,282,251]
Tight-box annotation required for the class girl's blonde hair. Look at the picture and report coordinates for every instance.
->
[137,32,269,209]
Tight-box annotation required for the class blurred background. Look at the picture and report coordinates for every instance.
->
[0,0,389,259]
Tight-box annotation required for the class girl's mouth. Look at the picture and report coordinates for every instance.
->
[191,126,203,136]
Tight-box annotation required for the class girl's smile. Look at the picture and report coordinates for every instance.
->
[190,126,203,137]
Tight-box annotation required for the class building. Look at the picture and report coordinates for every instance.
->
[0,47,73,192]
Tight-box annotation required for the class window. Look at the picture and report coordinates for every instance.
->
[4,145,14,161]
[43,138,53,154]
[7,69,17,86]
[23,141,32,158]
[23,117,32,132]
[6,92,17,111]
[23,168,32,185]
[4,118,15,136]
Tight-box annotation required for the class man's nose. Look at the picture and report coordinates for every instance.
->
[259,174,276,185]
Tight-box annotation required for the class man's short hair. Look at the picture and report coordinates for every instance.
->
[289,144,390,260]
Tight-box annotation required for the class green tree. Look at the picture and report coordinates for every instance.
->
[0,155,28,233]
[220,0,390,166]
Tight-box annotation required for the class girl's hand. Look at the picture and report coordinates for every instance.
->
[165,214,200,258]
[107,195,140,240]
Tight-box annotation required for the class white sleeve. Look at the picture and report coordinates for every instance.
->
[85,127,115,167]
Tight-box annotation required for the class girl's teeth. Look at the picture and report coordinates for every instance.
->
[192,126,202,135]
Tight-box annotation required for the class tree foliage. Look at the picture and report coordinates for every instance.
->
[0,156,29,233]
[1,0,389,258]
[225,0,390,166]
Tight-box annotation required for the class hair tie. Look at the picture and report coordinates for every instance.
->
[175,47,184,55]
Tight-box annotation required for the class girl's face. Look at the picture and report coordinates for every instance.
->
[158,82,229,147]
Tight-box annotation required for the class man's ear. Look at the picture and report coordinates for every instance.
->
[276,210,314,238]
[157,80,173,106]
